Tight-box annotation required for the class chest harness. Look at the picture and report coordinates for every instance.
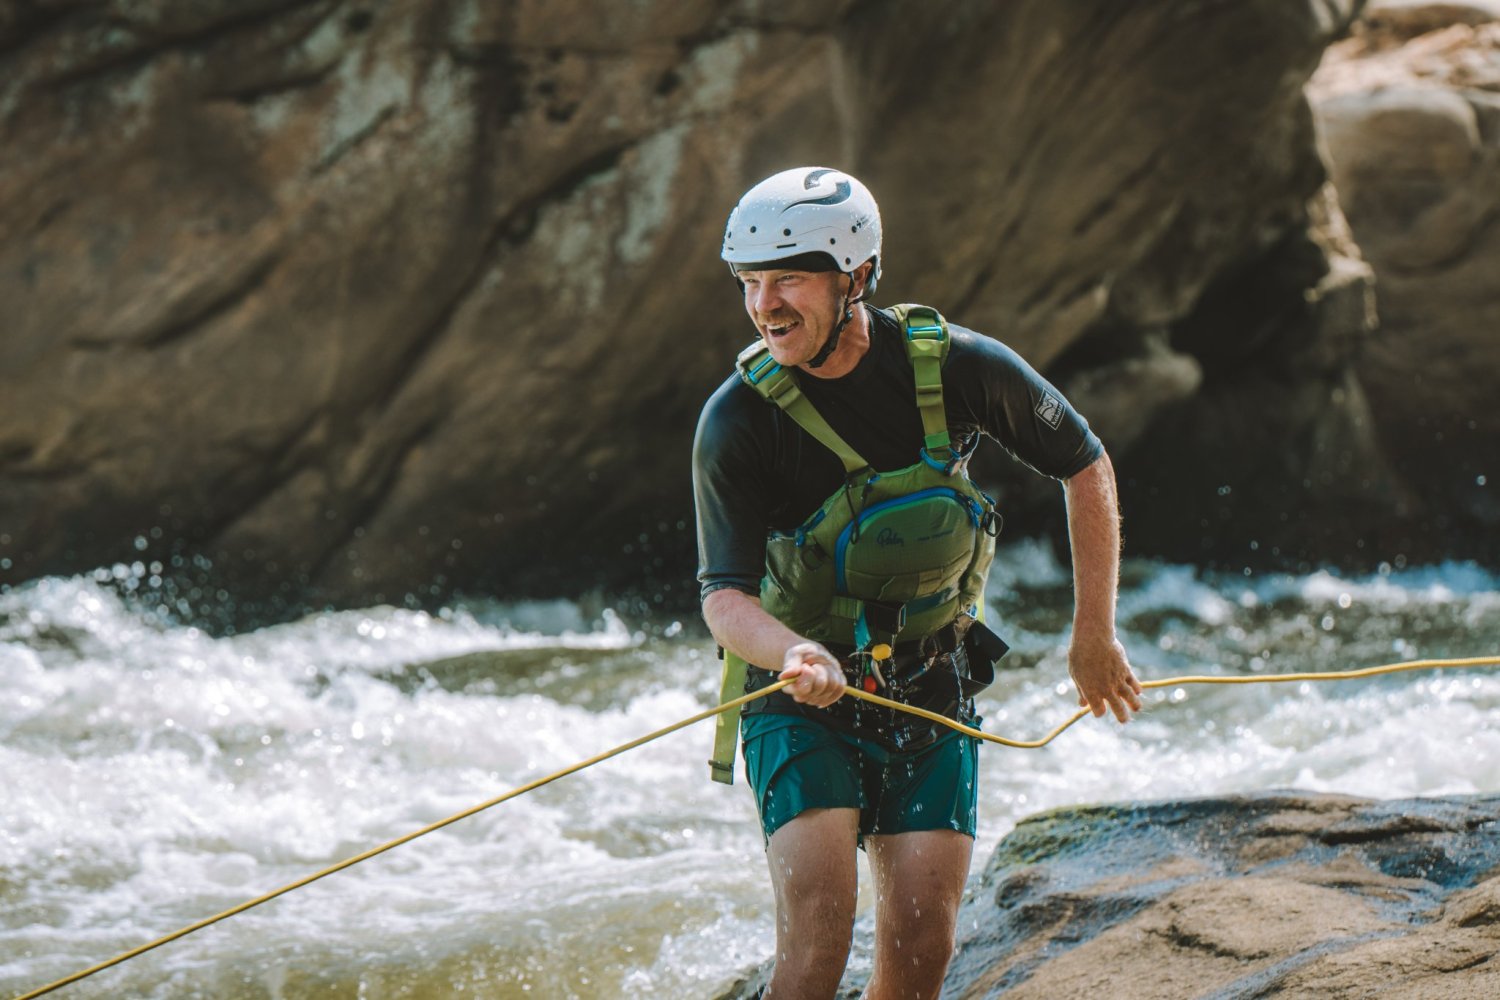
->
[710,304,1004,783]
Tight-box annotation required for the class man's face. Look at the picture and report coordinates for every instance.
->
[738,268,849,368]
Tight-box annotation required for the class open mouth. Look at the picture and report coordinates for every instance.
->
[765,321,799,339]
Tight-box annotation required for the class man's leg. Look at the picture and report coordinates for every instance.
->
[764,806,861,999]
[863,828,974,1000]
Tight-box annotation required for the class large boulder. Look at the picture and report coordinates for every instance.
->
[948,792,1500,998]
[0,1,1384,613]
[1308,2,1500,568]
[714,792,1500,998]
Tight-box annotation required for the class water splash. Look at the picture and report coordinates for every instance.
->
[3,549,1499,997]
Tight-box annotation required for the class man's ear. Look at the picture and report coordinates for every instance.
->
[851,260,874,299]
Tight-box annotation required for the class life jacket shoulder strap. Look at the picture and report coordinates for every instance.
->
[887,304,952,455]
[735,341,868,474]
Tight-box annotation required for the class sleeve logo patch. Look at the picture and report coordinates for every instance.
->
[1035,392,1065,430]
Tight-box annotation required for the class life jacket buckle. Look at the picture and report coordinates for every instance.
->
[919,448,960,476]
[744,354,781,385]
[862,599,906,636]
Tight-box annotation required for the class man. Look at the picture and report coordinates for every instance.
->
[692,166,1143,999]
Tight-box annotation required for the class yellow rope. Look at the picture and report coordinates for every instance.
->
[15,653,1500,999]
[844,654,1500,749]
[14,680,795,1000]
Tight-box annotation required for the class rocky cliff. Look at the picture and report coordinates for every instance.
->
[1309,1,1500,572]
[2,0,1494,615]
[716,791,1500,998]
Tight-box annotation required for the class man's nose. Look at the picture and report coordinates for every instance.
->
[750,282,782,316]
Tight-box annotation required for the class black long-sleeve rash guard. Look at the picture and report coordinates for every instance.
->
[693,304,1104,602]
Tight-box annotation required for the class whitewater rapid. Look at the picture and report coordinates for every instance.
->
[3,542,1498,997]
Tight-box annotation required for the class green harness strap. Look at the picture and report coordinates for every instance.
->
[735,341,867,475]
[897,304,953,456]
[709,306,954,784]
[733,304,951,469]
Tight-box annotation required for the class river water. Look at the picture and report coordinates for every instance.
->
[3,541,1499,998]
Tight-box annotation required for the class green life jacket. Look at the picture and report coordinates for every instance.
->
[709,304,1001,783]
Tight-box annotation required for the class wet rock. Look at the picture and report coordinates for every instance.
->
[710,792,1500,998]
[950,792,1500,998]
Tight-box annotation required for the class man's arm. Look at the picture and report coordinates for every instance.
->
[1063,450,1144,722]
[702,588,847,708]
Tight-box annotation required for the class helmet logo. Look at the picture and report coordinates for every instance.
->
[788,168,851,208]
[802,168,838,189]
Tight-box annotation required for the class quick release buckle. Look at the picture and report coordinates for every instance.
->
[745,354,781,384]
[920,448,960,476]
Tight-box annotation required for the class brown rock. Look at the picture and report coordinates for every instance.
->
[0,1,1401,612]
[1309,10,1500,570]
[712,792,1500,999]
[949,793,1500,1000]
[1272,883,1500,996]
[1360,0,1500,45]
[992,878,1391,998]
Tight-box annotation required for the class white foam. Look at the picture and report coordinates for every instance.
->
[4,559,1500,998]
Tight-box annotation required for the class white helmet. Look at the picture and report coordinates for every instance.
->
[721,167,882,296]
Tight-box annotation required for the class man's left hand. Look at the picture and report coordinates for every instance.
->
[1069,633,1143,723]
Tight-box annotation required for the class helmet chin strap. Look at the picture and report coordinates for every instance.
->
[805,275,859,370]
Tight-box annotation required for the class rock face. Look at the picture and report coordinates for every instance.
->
[1308,2,1500,570]
[714,792,1500,999]
[7,0,1481,614]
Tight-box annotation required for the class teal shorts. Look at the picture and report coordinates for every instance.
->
[741,713,979,844]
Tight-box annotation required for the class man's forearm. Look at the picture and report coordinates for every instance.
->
[1061,449,1142,721]
[702,587,810,670]
[1064,450,1122,636]
[702,588,848,707]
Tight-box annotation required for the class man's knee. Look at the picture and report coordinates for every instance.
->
[866,828,972,994]
[767,899,854,999]
[781,915,855,972]
[767,808,860,940]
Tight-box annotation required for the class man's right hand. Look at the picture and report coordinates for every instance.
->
[779,642,846,708]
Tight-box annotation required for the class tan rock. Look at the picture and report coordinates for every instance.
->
[1361,0,1500,46]
[992,878,1391,1000]
[951,794,1500,1000]
[715,793,1500,999]
[1310,11,1500,570]
[1443,876,1500,930]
